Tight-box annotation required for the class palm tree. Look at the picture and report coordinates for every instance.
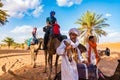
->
[75,11,109,44]
[2,37,14,48]
[24,39,29,45]
[0,0,9,26]
[12,42,18,49]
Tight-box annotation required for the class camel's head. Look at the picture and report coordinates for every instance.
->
[59,35,67,42]
[78,44,87,53]
[43,26,48,32]
[105,47,110,56]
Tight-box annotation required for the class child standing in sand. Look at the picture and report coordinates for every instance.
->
[86,36,99,65]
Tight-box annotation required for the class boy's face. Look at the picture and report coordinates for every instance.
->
[90,37,96,42]
[69,33,77,42]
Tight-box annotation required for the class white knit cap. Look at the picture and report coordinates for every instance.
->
[68,28,80,36]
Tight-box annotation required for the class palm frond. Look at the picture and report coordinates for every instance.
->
[75,10,109,43]
[0,1,9,26]
[0,1,3,7]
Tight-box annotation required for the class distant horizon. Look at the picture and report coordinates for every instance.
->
[0,0,120,43]
[0,38,120,44]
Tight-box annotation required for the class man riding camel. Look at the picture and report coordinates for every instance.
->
[43,11,60,50]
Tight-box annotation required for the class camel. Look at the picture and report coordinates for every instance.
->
[98,59,120,80]
[39,38,59,71]
[39,34,67,80]
[29,38,43,68]
[98,48,110,57]
[47,37,62,80]
[34,37,60,76]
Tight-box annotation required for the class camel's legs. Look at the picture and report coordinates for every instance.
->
[30,50,34,65]
[48,53,53,80]
[43,50,48,73]
[55,55,59,75]
[33,51,38,68]
[30,49,38,68]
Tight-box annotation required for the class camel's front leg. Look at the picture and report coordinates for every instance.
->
[33,51,38,68]
[30,49,38,68]
[43,50,48,73]
[55,54,59,75]
[48,53,53,80]
[30,49,34,66]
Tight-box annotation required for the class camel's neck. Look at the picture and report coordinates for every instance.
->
[53,38,61,49]
[37,40,42,50]
[30,41,41,51]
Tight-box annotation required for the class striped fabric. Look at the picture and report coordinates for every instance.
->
[77,63,99,80]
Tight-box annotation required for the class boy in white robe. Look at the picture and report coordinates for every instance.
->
[56,28,86,80]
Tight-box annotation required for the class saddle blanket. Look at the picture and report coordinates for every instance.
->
[77,63,99,80]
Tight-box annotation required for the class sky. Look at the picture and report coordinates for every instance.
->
[0,0,120,44]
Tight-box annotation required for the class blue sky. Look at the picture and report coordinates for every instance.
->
[0,0,120,43]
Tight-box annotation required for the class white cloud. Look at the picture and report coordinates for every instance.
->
[11,25,33,33]
[9,25,45,43]
[32,5,44,17]
[1,0,43,18]
[108,32,120,37]
[56,0,82,7]
[56,0,73,7]
[99,30,120,43]
[105,13,112,17]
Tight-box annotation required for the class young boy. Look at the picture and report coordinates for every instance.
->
[86,36,99,65]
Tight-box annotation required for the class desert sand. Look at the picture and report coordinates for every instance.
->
[0,42,120,80]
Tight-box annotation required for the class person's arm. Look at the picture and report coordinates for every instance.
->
[36,32,38,38]
[86,43,89,58]
[46,17,51,26]
[56,40,67,56]
[55,17,57,24]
